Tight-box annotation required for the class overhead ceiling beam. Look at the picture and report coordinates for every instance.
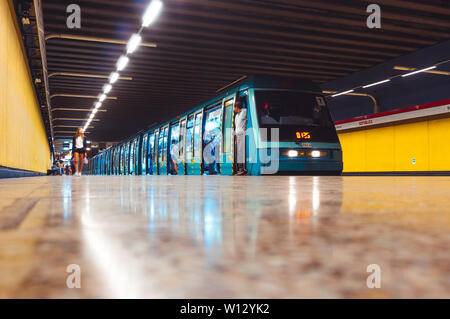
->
[54,125,94,128]
[45,34,157,48]
[53,118,100,122]
[54,131,91,134]
[52,108,107,112]
[48,72,132,80]
[50,94,117,100]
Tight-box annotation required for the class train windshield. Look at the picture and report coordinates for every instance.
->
[255,90,338,142]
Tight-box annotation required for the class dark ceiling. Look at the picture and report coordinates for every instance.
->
[40,0,450,142]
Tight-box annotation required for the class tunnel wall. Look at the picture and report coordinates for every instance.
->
[338,117,450,174]
[0,0,51,176]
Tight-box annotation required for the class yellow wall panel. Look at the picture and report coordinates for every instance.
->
[0,0,50,173]
[340,130,366,172]
[428,118,450,171]
[365,126,395,171]
[393,121,429,171]
[338,117,450,173]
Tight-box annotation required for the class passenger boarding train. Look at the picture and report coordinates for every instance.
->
[85,76,343,176]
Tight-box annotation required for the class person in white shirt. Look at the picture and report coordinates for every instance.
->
[72,128,87,176]
[234,101,247,175]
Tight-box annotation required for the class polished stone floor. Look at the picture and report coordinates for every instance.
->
[0,175,449,298]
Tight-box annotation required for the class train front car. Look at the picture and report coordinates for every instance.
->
[246,78,343,176]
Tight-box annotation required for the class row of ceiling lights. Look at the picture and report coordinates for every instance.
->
[82,0,163,132]
[330,63,446,98]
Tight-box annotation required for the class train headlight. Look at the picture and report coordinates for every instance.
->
[311,150,321,158]
[287,150,299,158]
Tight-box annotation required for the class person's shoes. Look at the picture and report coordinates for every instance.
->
[236,170,247,176]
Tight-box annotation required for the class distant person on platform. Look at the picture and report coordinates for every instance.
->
[234,101,247,176]
[72,128,87,176]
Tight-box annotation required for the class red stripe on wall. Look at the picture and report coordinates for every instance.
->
[334,99,450,125]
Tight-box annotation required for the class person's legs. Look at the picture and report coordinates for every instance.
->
[73,152,79,174]
[79,153,84,174]
[173,160,178,174]
[236,133,246,174]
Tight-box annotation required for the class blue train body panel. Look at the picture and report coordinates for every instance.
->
[85,75,343,176]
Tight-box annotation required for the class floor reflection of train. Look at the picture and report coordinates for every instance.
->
[86,76,343,176]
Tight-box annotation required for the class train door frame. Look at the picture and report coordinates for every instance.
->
[192,110,204,175]
[129,139,135,175]
[168,121,180,175]
[124,142,130,175]
[158,125,169,175]
[177,117,187,175]
[105,151,109,175]
[202,103,222,175]
[114,148,119,175]
[185,114,195,175]
[119,145,123,175]
[141,133,148,175]
[148,132,155,175]
[135,137,141,175]
[130,138,139,175]
[152,129,160,175]
[220,95,236,175]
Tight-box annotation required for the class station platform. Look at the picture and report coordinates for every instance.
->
[0,176,449,298]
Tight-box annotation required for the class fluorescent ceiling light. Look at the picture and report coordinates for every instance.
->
[127,34,142,54]
[95,102,102,109]
[109,72,119,84]
[99,94,106,102]
[89,113,94,119]
[92,108,98,114]
[116,56,129,71]
[103,84,112,94]
[402,66,436,77]
[362,79,391,88]
[332,89,354,97]
[142,0,163,27]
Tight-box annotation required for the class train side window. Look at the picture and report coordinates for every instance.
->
[169,123,180,158]
[223,99,234,153]
[193,113,203,158]
[204,107,221,174]
[186,116,195,160]
[149,134,155,156]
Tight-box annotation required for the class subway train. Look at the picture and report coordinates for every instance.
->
[85,76,343,176]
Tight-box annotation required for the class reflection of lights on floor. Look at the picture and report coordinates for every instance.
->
[288,177,297,215]
[312,177,320,213]
[82,213,148,298]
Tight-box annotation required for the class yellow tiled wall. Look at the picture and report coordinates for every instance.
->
[339,117,450,172]
[0,0,50,173]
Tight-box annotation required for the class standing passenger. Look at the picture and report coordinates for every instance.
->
[72,128,87,176]
[234,101,247,175]
[170,139,179,175]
